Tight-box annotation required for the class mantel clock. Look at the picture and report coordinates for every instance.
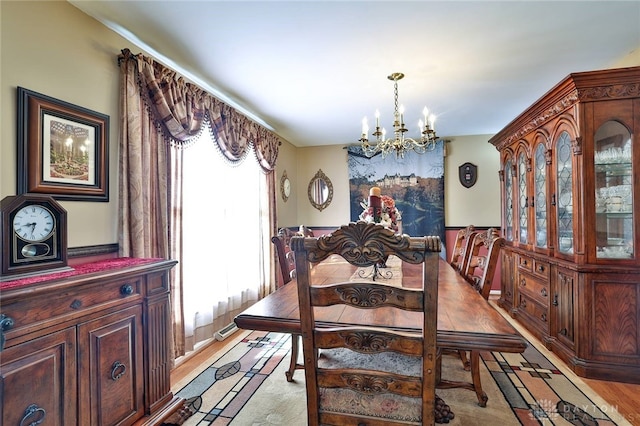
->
[1,194,68,279]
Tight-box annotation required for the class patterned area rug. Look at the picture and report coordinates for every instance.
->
[172,322,630,425]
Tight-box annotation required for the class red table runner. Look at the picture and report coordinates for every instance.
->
[1,257,161,290]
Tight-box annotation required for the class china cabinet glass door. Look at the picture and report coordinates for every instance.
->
[534,143,547,248]
[594,121,634,259]
[556,132,573,254]
[518,153,528,244]
[504,158,514,241]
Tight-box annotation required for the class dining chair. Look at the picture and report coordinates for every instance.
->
[292,221,451,425]
[438,227,504,407]
[272,228,297,285]
[271,227,304,382]
[449,225,477,273]
[461,228,504,300]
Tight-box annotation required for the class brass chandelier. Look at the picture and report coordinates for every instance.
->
[359,72,438,158]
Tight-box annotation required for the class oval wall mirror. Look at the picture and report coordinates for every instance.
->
[308,169,333,211]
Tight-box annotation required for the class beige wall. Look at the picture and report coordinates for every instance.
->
[274,140,299,227]
[273,135,501,229]
[1,1,126,247]
[444,135,501,227]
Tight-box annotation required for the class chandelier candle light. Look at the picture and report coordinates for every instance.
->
[359,72,438,158]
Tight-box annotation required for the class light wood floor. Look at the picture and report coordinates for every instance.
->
[171,333,640,424]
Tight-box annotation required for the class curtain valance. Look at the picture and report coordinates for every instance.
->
[118,48,280,171]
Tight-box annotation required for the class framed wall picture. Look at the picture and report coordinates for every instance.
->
[17,87,109,201]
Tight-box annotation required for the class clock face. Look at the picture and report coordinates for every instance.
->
[283,178,291,197]
[13,204,56,242]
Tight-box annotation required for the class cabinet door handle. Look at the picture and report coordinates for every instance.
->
[530,196,535,208]
[553,294,559,306]
[560,328,567,336]
[120,284,134,295]
[520,278,526,287]
[541,313,547,322]
[20,404,46,426]
[0,314,15,352]
[541,288,547,297]
[551,193,556,206]
[537,264,545,273]
[111,361,127,380]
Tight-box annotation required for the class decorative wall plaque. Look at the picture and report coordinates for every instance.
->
[459,162,477,188]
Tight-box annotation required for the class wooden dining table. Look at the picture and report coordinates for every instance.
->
[235,255,527,354]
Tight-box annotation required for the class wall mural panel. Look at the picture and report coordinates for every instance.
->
[347,142,445,256]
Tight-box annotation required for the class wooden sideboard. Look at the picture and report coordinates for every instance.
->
[489,66,640,384]
[0,258,181,426]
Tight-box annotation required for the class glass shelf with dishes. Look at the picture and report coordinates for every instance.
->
[594,122,633,260]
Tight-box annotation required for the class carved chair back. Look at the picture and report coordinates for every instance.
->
[449,225,477,273]
[461,228,504,300]
[271,226,305,381]
[298,224,315,237]
[292,221,441,425]
[271,228,298,286]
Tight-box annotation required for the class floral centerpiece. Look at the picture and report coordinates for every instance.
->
[359,188,402,232]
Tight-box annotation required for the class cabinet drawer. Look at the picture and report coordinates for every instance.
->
[517,255,534,273]
[518,273,549,305]
[532,259,550,280]
[517,293,549,332]
[1,277,142,342]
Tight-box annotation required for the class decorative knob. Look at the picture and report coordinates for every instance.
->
[20,404,46,426]
[111,361,127,380]
[0,314,15,351]
[120,284,134,295]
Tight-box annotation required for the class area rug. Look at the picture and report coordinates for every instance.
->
[171,323,630,426]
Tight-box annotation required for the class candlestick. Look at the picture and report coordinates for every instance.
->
[368,187,382,223]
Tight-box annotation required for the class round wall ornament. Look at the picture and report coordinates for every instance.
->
[280,170,291,202]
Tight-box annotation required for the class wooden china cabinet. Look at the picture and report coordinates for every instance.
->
[489,66,640,384]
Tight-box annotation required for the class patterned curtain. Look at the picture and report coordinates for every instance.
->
[121,49,281,168]
[118,49,279,358]
[347,143,446,257]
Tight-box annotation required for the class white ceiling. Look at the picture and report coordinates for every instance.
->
[69,1,640,148]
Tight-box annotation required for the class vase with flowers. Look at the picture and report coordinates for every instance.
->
[359,187,402,232]
[359,187,403,270]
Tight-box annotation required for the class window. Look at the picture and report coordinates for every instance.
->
[181,130,266,348]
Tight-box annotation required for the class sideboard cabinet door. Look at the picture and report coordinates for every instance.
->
[0,328,77,426]
[78,305,144,426]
